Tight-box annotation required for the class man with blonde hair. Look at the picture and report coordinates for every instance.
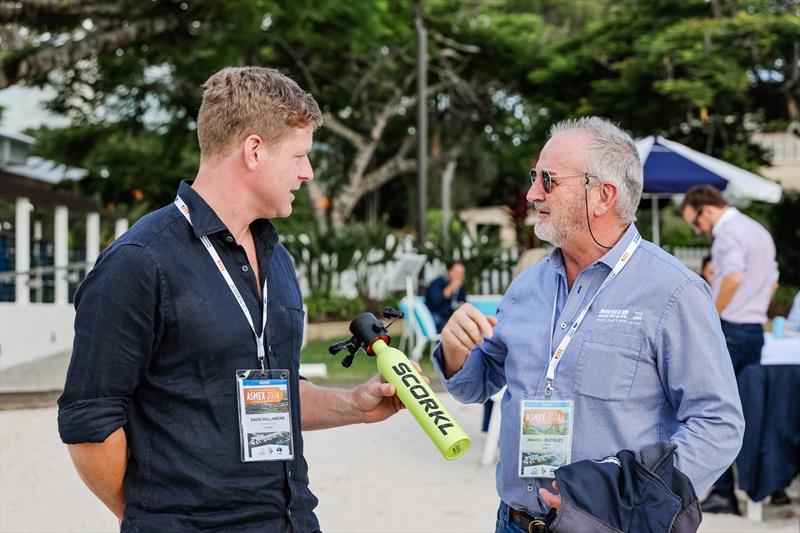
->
[58,66,404,532]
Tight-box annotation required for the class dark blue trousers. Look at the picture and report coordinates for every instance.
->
[712,320,764,496]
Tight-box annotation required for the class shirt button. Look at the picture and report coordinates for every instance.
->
[225,235,234,243]
[241,265,249,272]
[288,468,293,477]
[527,484,533,492]
[560,322,567,329]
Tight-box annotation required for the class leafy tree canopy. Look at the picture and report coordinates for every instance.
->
[1,0,797,243]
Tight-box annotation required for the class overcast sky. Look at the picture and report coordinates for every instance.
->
[0,86,68,134]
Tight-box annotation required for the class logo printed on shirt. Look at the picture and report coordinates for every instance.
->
[596,308,644,325]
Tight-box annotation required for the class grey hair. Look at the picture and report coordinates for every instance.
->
[549,117,643,223]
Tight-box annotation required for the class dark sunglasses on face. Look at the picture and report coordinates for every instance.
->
[529,169,593,193]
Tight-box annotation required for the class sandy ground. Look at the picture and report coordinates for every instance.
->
[1,398,798,533]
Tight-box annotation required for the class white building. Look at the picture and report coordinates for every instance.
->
[752,131,800,192]
[0,130,128,371]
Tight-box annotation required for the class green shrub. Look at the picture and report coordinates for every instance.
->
[305,294,364,322]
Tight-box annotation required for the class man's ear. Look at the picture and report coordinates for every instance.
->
[242,134,264,170]
[593,181,618,217]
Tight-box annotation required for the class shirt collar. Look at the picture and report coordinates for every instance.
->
[545,247,565,272]
[176,180,279,247]
[546,224,639,273]
[712,207,738,237]
[597,223,639,269]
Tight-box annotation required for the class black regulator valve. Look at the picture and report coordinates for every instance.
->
[327,308,404,367]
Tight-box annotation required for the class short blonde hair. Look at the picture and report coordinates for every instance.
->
[197,66,323,160]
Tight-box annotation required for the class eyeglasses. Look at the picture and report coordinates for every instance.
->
[529,169,593,193]
[690,207,704,230]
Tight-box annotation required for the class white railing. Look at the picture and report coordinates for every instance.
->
[294,239,710,300]
[293,234,521,300]
[672,247,710,274]
[1,243,710,303]
[0,262,90,304]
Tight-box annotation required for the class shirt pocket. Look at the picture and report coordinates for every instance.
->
[573,330,643,401]
[267,304,304,371]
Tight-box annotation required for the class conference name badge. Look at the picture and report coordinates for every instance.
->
[236,369,294,462]
[518,400,574,478]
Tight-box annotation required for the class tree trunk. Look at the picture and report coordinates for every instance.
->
[782,42,800,122]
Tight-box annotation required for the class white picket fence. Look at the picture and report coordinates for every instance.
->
[672,246,710,274]
[292,235,709,301]
[293,234,520,300]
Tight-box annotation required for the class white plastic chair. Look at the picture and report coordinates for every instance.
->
[399,296,441,362]
[396,275,418,356]
[481,386,506,466]
[397,297,415,355]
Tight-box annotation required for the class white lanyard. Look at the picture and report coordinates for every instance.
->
[544,231,641,396]
[174,196,269,370]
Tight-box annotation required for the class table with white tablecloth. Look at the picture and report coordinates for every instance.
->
[761,332,800,365]
[736,333,800,506]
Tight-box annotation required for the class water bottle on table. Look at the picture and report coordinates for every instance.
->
[772,316,785,339]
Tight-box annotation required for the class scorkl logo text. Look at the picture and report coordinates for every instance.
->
[392,362,454,436]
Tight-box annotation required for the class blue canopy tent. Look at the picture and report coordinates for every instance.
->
[635,136,783,245]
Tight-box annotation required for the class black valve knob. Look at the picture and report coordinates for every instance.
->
[383,307,404,320]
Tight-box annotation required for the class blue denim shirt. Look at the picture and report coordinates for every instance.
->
[58,181,320,532]
[433,224,744,516]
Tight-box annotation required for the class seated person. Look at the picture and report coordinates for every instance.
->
[425,261,467,332]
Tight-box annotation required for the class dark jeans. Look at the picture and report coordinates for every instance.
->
[495,502,549,533]
[721,320,764,374]
[712,320,764,496]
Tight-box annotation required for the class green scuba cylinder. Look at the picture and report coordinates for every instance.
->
[371,339,470,460]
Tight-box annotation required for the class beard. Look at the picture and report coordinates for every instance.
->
[533,201,584,247]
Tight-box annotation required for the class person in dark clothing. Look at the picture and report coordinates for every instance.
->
[425,261,467,332]
[58,67,405,532]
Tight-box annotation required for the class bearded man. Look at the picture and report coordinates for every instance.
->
[433,117,744,532]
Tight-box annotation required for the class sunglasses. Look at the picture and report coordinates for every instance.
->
[529,169,593,193]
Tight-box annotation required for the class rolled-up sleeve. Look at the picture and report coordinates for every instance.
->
[711,231,745,279]
[58,244,161,444]
[655,278,745,495]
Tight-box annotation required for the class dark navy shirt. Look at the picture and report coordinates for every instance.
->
[425,275,466,331]
[58,181,320,532]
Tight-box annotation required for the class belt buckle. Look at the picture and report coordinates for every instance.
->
[528,518,547,533]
